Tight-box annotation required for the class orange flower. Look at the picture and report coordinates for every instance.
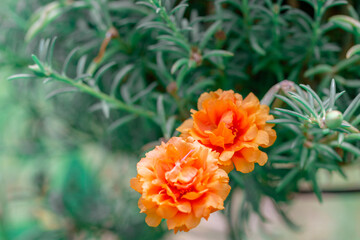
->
[130,137,230,233]
[177,89,276,173]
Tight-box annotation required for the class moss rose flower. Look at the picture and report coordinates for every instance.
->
[130,137,231,233]
[177,89,276,173]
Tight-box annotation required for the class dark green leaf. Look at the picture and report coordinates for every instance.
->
[276,168,299,192]
[199,21,221,50]
[343,93,360,121]
[314,143,342,162]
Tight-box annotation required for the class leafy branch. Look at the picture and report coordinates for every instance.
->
[8,39,156,120]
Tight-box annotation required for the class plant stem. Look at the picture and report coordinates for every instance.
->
[149,0,190,49]
[49,71,156,120]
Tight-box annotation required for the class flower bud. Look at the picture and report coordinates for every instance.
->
[28,64,48,77]
[325,110,343,129]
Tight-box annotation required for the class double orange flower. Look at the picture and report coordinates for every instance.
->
[131,89,276,232]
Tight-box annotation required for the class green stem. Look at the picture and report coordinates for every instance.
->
[306,1,325,66]
[49,71,156,120]
[150,0,190,48]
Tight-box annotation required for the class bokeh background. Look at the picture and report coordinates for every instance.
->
[1,0,360,239]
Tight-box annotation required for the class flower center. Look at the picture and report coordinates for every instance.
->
[164,150,198,195]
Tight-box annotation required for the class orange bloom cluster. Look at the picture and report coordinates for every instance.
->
[130,137,230,232]
[178,89,276,173]
[131,89,276,233]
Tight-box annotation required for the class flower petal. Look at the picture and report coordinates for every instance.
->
[156,204,178,219]
[219,150,234,162]
[177,201,191,213]
[233,155,255,173]
[254,130,269,146]
[145,212,162,227]
[130,177,142,193]
[177,118,193,133]
[257,151,268,166]
[243,124,258,141]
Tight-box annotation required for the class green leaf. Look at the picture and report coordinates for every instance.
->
[267,119,302,125]
[47,37,57,66]
[342,80,360,88]
[94,62,117,84]
[31,54,45,72]
[269,155,298,163]
[25,2,88,41]
[108,114,138,132]
[345,133,360,142]
[274,108,309,121]
[186,78,215,95]
[343,93,360,121]
[309,169,322,202]
[157,95,167,137]
[324,91,345,110]
[334,55,360,72]
[288,92,318,118]
[330,141,360,157]
[275,94,302,113]
[131,82,158,103]
[136,1,157,10]
[158,35,191,53]
[276,168,299,193]
[347,4,359,20]
[76,55,87,78]
[294,84,306,99]
[62,47,79,75]
[328,79,336,110]
[203,50,234,59]
[7,74,35,81]
[271,139,302,155]
[299,146,309,169]
[176,65,191,88]
[300,84,325,116]
[170,3,189,15]
[229,171,244,187]
[305,149,317,169]
[330,15,360,33]
[338,133,344,145]
[110,64,135,96]
[165,116,176,139]
[38,37,50,59]
[100,101,110,119]
[46,87,79,99]
[108,1,150,15]
[25,2,62,41]
[304,64,332,77]
[324,0,347,10]
[137,21,172,34]
[351,114,360,126]
[249,33,266,56]
[120,84,132,104]
[199,20,221,50]
[171,58,188,74]
[314,143,342,162]
[346,44,360,59]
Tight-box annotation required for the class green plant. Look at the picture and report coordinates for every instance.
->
[5,0,360,239]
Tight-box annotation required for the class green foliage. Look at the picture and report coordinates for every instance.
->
[4,0,360,239]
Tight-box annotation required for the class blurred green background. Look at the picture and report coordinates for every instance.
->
[0,1,166,239]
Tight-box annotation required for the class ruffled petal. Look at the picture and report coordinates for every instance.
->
[130,177,142,193]
[233,155,255,173]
